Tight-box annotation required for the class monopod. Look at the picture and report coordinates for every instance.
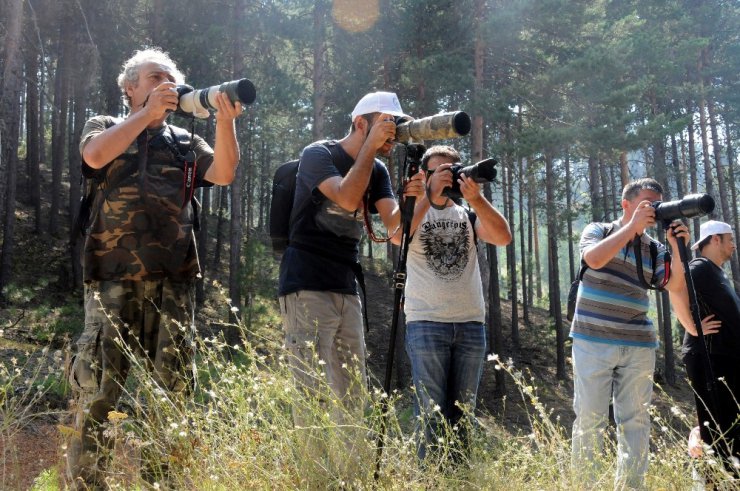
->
[374,143,425,481]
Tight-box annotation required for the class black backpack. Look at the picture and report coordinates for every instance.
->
[269,141,340,254]
[268,159,301,254]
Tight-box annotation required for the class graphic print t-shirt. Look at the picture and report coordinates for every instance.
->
[404,204,485,323]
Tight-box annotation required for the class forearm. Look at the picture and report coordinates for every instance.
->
[582,225,635,269]
[333,142,376,211]
[669,289,698,336]
[209,120,240,185]
[82,111,152,168]
[469,196,511,246]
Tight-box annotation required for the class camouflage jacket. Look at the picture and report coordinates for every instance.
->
[80,115,214,282]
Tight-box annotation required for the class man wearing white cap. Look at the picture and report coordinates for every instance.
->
[673,220,740,479]
[278,91,423,423]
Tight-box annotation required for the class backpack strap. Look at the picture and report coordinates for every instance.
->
[288,140,341,229]
[468,210,478,247]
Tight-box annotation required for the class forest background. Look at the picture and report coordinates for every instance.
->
[0,0,738,488]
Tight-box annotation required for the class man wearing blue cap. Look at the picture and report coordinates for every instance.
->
[278,92,423,422]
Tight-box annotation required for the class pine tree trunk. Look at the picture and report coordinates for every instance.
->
[724,119,740,292]
[519,152,529,325]
[506,156,519,345]
[487,242,505,395]
[68,46,96,289]
[214,185,228,269]
[686,105,701,242]
[0,0,24,302]
[565,151,575,283]
[588,155,601,221]
[311,1,328,140]
[697,54,716,217]
[24,37,43,234]
[545,153,565,379]
[619,151,629,190]
[598,158,610,222]
[670,134,684,197]
[49,14,70,237]
[228,0,245,331]
[532,192,542,308]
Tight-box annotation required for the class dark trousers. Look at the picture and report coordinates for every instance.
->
[684,351,740,477]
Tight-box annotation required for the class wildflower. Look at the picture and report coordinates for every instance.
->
[318,359,326,366]
[487,353,500,362]
[432,404,441,412]
[231,306,239,313]
[494,364,502,371]
[107,411,129,422]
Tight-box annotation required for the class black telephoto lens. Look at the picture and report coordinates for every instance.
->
[653,193,715,222]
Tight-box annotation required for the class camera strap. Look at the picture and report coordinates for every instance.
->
[632,236,671,290]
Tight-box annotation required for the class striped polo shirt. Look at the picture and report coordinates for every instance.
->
[569,221,667,348]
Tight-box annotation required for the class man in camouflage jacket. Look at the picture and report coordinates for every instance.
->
[66,47,241,489]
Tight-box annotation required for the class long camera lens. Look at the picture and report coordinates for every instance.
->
[652,193,715,222]
[395,111,471,143]
[177,78,256,118]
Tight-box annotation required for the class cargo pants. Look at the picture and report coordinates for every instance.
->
[66,279,195,490]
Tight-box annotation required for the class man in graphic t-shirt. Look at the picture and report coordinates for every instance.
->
[403,145,511,461]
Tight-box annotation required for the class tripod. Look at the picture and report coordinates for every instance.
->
[374,143,425,481]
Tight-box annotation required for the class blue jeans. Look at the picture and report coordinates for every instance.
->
[571,337,656,489]
[405,321,486,460]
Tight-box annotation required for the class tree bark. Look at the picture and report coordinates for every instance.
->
[545,152,565,380]
[24,34,42,234]
[588,155,601,221]
[0,0,25,302]
[686,105,700,242]
[68,45,96,289]
[49,12,71,237]
[565,151,574,283]
[519,151,529,325]
[311,1,328,140]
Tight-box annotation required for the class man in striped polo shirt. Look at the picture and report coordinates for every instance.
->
[570,178,689,489]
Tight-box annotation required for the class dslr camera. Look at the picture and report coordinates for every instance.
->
[175,78,256,118]
[442,158,498,200]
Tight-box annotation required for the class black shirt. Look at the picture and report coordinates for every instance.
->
[682,257,740,356]
[278,141,394,296]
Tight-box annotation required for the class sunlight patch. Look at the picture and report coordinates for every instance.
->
[332,0,379,33]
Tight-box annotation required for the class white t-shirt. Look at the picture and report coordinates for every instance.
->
[404,204,486,323]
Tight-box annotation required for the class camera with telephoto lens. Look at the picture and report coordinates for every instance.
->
[443,158,498,199]
[175,78,256,119]
[395,111,472,143]
[651,193,715,223]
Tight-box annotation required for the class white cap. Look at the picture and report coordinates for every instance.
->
[351,91,408,120]
[691,220,733,250]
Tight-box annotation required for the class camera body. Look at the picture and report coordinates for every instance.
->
[651,193,715,224]
[175,78,256,118]
[443,158,497,199]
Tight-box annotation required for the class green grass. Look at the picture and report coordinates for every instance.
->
[3,294,739,490]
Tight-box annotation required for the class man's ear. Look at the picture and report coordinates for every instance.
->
[621,198,629,211]
[353,115,368,134]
